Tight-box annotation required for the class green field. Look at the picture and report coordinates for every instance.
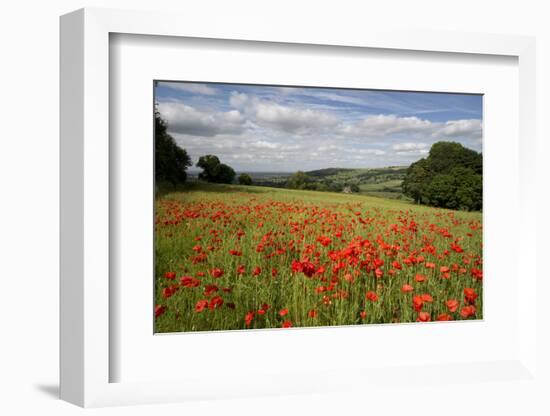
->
[155,182,483,332]
[248,166,409,199]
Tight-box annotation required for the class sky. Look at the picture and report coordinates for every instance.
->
[154,81,482,172]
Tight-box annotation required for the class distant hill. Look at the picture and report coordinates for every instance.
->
[304,166,408,199]
[242,166,408,200]
[306,166,407,177]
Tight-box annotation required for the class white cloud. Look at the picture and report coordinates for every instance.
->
[341,114,434,137]
[433,119,482,139]
[357,148,386,156]
[158,102,245,137]
[230,91,339,134]
[304,91,368,106]
[162,82,217,95]
[250,140,279,149]
[254,102,338,133]
[229,91,249,109]
[392,142,428,151]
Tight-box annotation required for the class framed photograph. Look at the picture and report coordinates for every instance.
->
[60,8,539,408]
[152,80,484,334]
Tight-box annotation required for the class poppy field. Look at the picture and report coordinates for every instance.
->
[154,183,482,333]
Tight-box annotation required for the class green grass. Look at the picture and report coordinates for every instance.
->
[154,182,482,332]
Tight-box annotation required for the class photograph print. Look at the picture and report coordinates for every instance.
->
[154,81,483,333]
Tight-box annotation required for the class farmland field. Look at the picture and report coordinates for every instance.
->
[154,182,483,333]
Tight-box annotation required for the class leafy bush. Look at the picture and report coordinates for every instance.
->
[196,155,236,184]
[238,173,253,185]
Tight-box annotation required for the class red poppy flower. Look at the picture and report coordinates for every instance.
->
[155,304,166,318]
[162,285,178,299]
[236,265,245,275]
[415,274,427,283]
[301,261,316,277]
[210,268,224,278]
[471,268,483,281]
[460,305,476,318]
[252,266,262,276]
[401,284,414,293]
[271,268,278,277]
[374,268,384,279]
[180,276,201,288]
[450,243,464,253]
[279,308,289,317]
[436,313,452,321]
[360,311,367,319]
[374,258,384,268]
[412,295,424,312]
[245,311,255,326]
[440,266,450,273]
[392,261,402,270]
[425,262,436,269]
[420,293,433,302]
[417,311,431,322]
[366,291,379,302]
[464,287,478,304]
[208,295,224,310]
[164,271,176,280]
[308,309,317,318]
[191,253,207,264]
[229,249,242,256]
[445,299,459,313]
[203,284,219,297]
[281,320,293,328]
[195,299,208,313]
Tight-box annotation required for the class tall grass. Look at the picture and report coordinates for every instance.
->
[154,183,482,332]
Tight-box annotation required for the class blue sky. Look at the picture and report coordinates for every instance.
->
[155,81,482,172]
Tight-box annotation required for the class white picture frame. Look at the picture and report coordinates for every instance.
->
[60,7,539,408]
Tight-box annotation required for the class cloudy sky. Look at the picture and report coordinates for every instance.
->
[155,81,482,172]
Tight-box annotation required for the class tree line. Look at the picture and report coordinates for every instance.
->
[402,141,482,211]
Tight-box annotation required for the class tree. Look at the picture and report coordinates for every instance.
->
[238,173,253,185]
[425,174,457,208]
[155,110,192,186]
[452,167,483,211]
[286,171,309,189]
[401,141,482,211]
[196,155,236,184]
[427,141,482,175]
[402,158,431,204]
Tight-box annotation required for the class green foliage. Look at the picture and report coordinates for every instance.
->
[238,173,253,185]
[155,110,192,186]
[286,171,310,189]
[402,141,482,211]
[196,155,236,184]
[402,159,431,204]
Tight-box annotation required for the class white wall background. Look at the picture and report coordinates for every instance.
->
[0,1,548,415]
